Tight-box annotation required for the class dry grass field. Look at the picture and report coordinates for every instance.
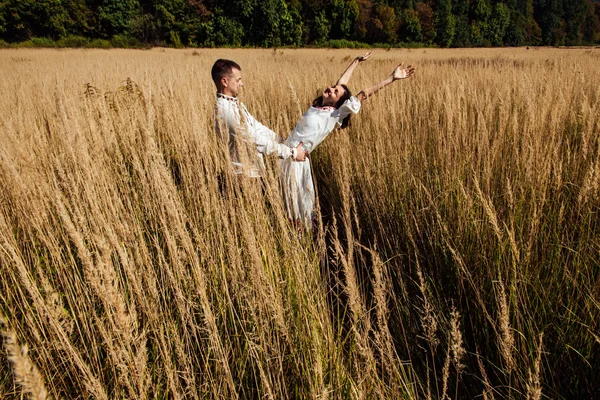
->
[0,47,599,399]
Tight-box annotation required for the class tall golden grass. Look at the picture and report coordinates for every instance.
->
[0,47,599,399]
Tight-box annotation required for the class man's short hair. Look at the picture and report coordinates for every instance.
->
[211,59,241,85]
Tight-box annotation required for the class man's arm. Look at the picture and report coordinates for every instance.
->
[235,104,306,161]
[336,52,372,86]
[356,63,415,101]
[248,115,306,161]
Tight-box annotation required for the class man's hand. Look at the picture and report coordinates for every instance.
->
[294,142,307,161]
[392,63,416,80]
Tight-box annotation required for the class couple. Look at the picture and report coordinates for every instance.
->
[212,53,415,227]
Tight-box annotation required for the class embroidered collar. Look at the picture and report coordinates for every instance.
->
[216,92,239,103]
[314,105,335,111]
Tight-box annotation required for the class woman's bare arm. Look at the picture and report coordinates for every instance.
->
[336,52,372,86]
[356,63,415,101]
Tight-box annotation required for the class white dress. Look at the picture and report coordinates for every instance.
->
[281,96,361,223]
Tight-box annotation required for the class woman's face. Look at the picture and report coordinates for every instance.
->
[321,85,346,106]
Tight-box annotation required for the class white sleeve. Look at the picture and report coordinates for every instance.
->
[218,101,292,159]
[245,112,292,158]
[332,96,361,126]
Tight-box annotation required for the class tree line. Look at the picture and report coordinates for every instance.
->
[1,0,599,48]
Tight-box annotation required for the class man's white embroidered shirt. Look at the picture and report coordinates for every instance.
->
[215,93,292,177]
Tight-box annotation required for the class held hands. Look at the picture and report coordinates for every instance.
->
[392,63,416,80]
[294,142,307,161]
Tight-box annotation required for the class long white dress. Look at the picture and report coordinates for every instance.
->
[281,96,361,223]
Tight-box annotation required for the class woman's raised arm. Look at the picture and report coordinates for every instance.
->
[336,51,372,86]
[356,63,415,101]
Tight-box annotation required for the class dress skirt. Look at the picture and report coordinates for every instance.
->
[280,157,315,224]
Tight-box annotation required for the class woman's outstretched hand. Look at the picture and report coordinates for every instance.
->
[392,64,416,80]
[337,52,372,86]
[356,52,372,62]
[357,62,416,101]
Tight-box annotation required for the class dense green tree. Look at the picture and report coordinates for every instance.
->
[582,0,600,44]
[399,8,423,42]
[452,0,471,46]
[251,0,285,46]
[248,0,303,46]
[507,0,533,17]
[196,7,243,46]
[98,0,140,37]
[535,0,565,45]
[293,0,320,43]
[502,0,532,46]
[180,0,212,45]
[155,0,184,45]
[523,14,542,44]
[354,0,373,40]
[488,2,511,45]
[282,3,304,45]
[470,20,487,45]
[469,0,491,45]
[389,0,414,12]
[60,0,94,37]
[213,12,244,46]
[330,0,360,39]
[470,0,491,21]
[415,1,436,43]
[138,0,212,46]
[1,0,70,41]
[129,13,158,43]
[367,3,399,43]
[184,0,246,46]
[0,3,5,37]
[312,10,330,44]
[435,0,455,47]
[503,9,525,45]
[563,0,588,44]
[0,0,599,46]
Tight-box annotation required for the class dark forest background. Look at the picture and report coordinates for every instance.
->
[1,0,599,48]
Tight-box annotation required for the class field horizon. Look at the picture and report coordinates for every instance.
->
[1,47,599,399]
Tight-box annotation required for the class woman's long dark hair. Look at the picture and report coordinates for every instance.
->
[312,84,352,129]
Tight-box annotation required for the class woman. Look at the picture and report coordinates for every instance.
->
[281,52,415,226]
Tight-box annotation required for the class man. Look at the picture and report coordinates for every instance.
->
[211,59,306,178]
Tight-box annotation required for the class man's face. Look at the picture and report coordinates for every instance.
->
[223,68,243,97]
